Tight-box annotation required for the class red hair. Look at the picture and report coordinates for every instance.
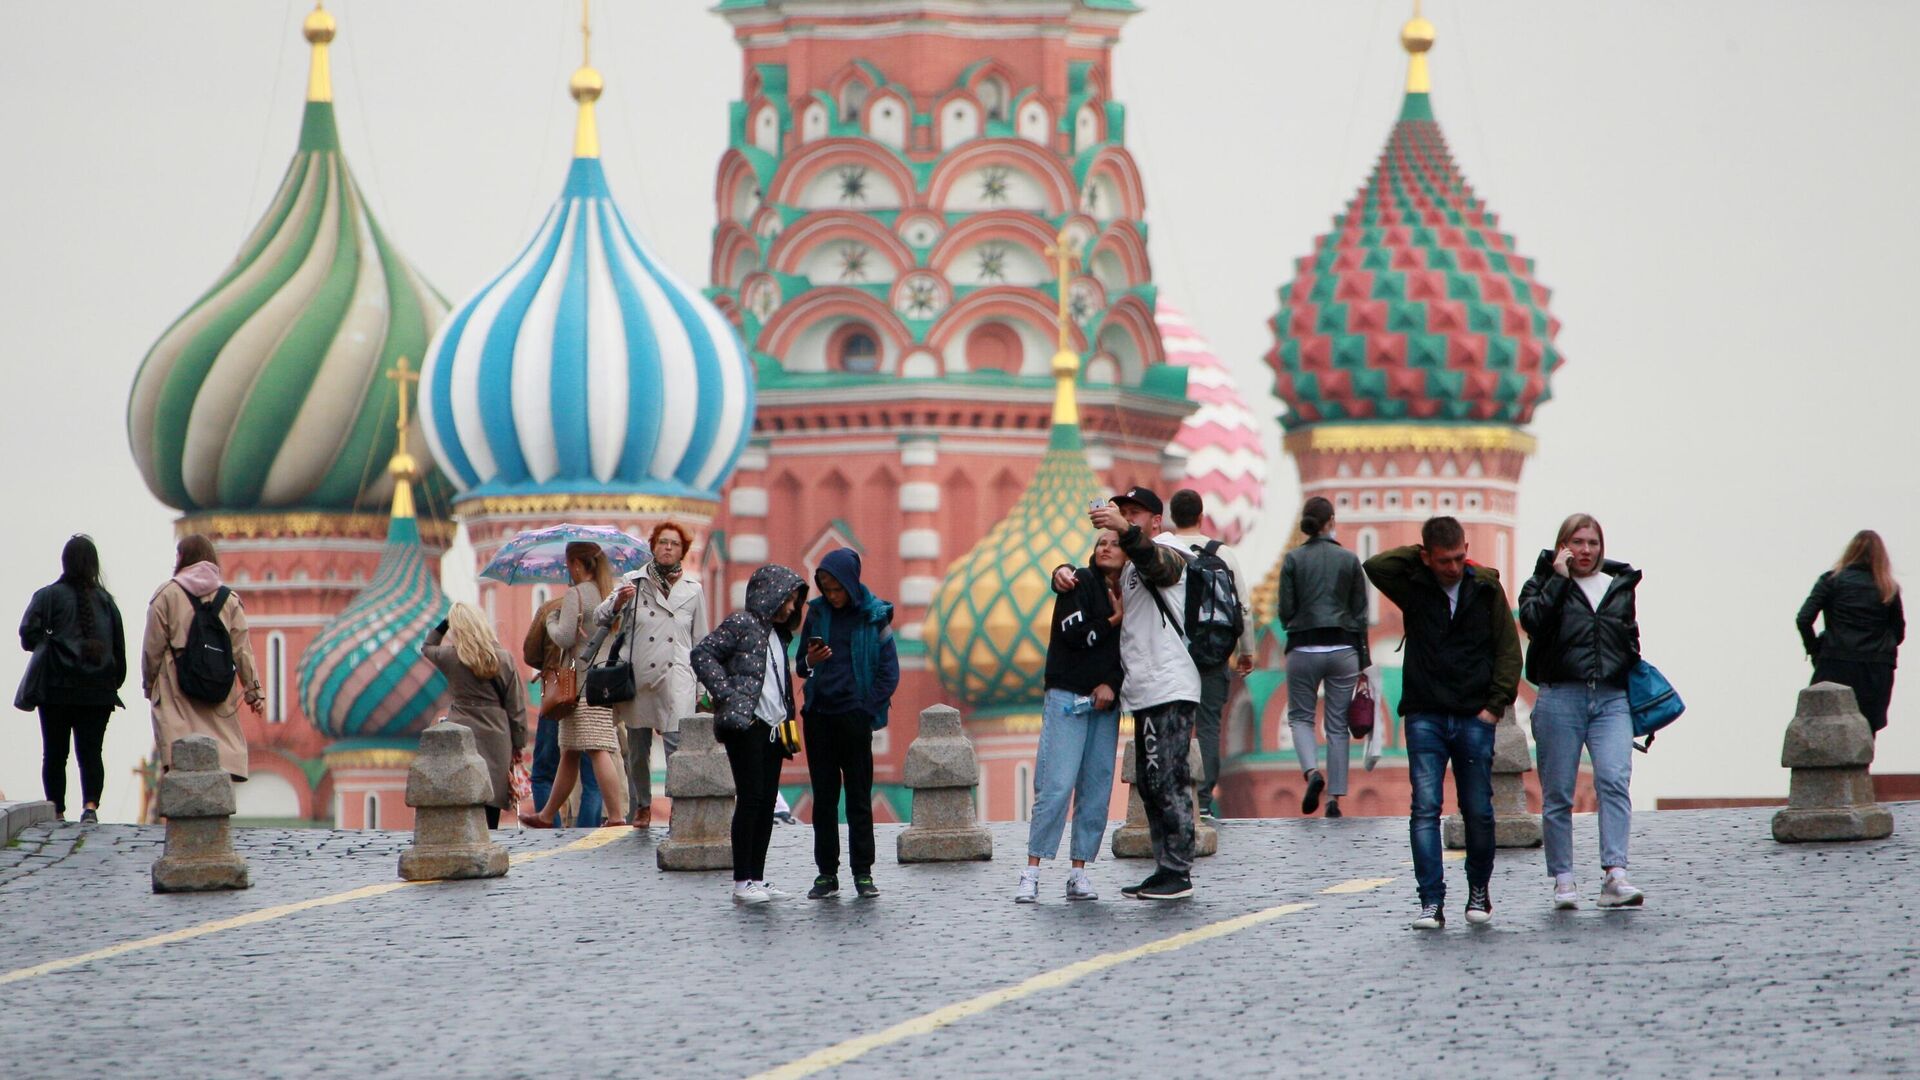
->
[650,521,692,550]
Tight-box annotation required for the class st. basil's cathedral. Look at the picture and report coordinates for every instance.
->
[124,0,1567,829]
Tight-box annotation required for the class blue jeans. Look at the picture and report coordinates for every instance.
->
[532,715,603,828]
[1026,689,1121,862]
[1532,683,1633,876]
[1406,712,1495,906]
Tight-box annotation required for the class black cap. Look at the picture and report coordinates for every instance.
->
[1110,485,1163,516]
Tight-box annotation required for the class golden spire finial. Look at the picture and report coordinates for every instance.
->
[1401,0,1436,94]
[385,357,421,520]
[570,0,603,158]
[303,2,336,103]
[1045,227,1083,427]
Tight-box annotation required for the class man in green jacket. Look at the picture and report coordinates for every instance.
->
[1363,516,1522,931]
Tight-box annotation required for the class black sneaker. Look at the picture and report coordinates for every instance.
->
[1138,873,1194,900]
[1466,886,1494,925]
[79,809,99,825]
[1411,903,1445,930]
[1324,798,1342,819]
[1121,869,1172,899]
[807,876,839,900]
[854,875,880,899]
[1302,770,1326,815]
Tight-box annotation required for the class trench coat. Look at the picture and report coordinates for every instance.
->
[141,581,259,780]
[422,627,527,809]
[594,570,708,733]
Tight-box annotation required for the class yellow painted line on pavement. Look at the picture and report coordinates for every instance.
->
[747,901,1317,1080]
[0,825,629,987]
[1320,877,1395,894]
[1400,851,1468,866]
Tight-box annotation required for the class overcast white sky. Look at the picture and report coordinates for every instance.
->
[3,1,1916,820]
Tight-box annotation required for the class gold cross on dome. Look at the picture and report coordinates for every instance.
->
[386,356,419,455]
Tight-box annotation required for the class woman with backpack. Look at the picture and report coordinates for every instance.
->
[141,534,261,782]
[1518,513,1644,910]
[521,542,628,828]
[1797,530,1904,734]
[1278,497,1371,818]
[19,535,127,823]
[424,602,526,830]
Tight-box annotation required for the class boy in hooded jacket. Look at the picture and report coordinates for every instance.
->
[795,548,900,899]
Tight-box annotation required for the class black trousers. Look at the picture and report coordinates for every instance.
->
[39,705,110,816]
[724,726,784,882]
[1812,659,1895,733]
[484,805,501,829]
[803,710,876,877]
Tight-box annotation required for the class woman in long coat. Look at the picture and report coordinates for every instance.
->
[521,542,628,828]
[141,534,261,780]
[423,602,526,829]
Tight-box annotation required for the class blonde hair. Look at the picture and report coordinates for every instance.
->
[565,541,615,599]
[446,602,502,681]
[1835,530,1900,605]
[1554,513,1605,561]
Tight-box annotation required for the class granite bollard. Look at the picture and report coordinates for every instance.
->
[657,715,736,871]
[1112,739,1217,858]
[399,722,509,881]
[1772,683,1894,843]
[1446,707,1541,849]
[897,705,992,862]
[151,735,250,893]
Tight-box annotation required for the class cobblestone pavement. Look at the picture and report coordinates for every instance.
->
[0,805,1913,1079]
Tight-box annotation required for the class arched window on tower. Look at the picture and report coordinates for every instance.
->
[841,80,869,124]
[833,324,882,373]
[965,322,1023,375]
[1358,528,1381,625]
[979,78,1008,123]
[365,793,381,830]
[1015,762,1033,822]
[265,631,286,724]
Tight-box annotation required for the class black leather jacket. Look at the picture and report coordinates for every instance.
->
[1279,535,1371,668]
[1517,550,1641,689]
[1797,566,1905,666]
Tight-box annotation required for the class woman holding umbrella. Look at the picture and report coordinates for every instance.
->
[521,542,628,828]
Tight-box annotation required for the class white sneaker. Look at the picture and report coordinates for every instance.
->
[1598,869,1644,908]
[1552,874,1579,910]
[758,880,792,901]
[1065,869,1098,902]
[732,881,771,905]
[1015,867,1040,904]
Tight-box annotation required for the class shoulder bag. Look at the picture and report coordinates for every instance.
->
[1627,658,1685,753]
[583,590,637,708]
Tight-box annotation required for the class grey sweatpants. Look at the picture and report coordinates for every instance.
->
[1134,700,1198,874]
[1286,647,1360,797]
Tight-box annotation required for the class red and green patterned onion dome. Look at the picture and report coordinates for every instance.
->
[126,7,450,515]
[298,511,449,741]
[1267,65,1563,427]
[924,421,1103,709]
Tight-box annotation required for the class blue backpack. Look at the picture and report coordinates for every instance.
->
[1627,659,1684,753]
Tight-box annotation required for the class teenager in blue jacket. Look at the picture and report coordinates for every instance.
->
[795,548,900,899]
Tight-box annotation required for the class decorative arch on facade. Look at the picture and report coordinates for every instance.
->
[758,287,912,374]
[1093,294,1163,385]
[770,139,917,211]
[715,150,764,224]
[749,97,783,155]
[925,141,1076,216]
[864,89,910,150]
[928,214,1058,283]
[1081,147,1147,222]
[767,212,916,284]
[798,96,831,144]
[829,63,875,122]
[242,750,315,820]
[1074,98,1105,155]
[711,222,763,289]
[1087,221,1151,291]
[934,89,982,151]
[928,288,1085,376]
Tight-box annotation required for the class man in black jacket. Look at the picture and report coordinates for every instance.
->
[1363,516,1522,930]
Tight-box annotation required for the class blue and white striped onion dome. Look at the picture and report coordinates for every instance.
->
[420,157,754,501]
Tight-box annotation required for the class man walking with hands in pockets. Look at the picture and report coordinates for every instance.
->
[1363,516,1522,930]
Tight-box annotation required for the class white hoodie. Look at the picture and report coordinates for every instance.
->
[1116,531,1202,713]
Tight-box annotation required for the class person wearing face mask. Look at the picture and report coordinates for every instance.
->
[1364,516,1522,931]
[1278,497,1371,819]
[598,522,709,828]
[1519,514,1645,911]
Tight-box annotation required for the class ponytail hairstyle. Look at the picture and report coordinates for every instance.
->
[175,533,218,573]
[446,602,503,681]
[564,542,616,600]
[1300,496,1335,538]
[60,534,107,666]
[1835,530,1899,605]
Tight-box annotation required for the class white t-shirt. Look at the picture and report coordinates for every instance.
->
[1575,571,1610,610]
[755,637,787,726]
[1443,579,1462,616]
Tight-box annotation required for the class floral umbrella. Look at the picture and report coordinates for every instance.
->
[478,523,652,585]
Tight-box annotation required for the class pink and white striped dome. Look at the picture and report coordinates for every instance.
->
[1156,300,1269,545]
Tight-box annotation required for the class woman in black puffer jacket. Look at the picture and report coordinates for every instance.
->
[1518,514,1644,911]
[1796,530,1904,734]
[18,535,127,824]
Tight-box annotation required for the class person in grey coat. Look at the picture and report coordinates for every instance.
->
[423,602,527,829]
[1279,497,1371,818]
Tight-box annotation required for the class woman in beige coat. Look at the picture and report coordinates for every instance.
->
[141,535,261,781]
[521,542,628,828]
[423,602,527,829]
[597,522,709,827]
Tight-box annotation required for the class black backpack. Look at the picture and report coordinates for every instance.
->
[1183,541,1244,668]
[175,586,238,703]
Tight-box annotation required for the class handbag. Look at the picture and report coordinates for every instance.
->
[773,715,803,758]
[539,665,578,718]
[582,590,638,707]
[1347,674,1376,738]
[1627,658,1685,753]
[15,640,48,712]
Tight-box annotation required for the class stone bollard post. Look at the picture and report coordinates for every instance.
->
[897,705,992,862]
[1112,739,1217,858]
[657,715,736,871]
[151,735,250,893]
[1446,708,1541,849]
[399,722,509,881]
[1772,683,1894,843]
